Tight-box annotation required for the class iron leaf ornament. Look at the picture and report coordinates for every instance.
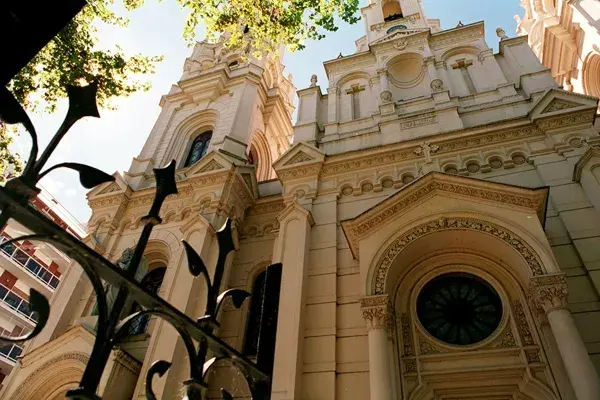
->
[0,81,274,399]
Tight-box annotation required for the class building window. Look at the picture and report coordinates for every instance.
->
[243,264,282,375]
[126,267,167,335]
[185,131,212,167]
[417,273,502,346]
[383,0,403,22]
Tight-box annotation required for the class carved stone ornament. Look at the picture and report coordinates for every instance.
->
[513,300,535,345]
[360,295,392,331]
[380,90,393,103]
[372,217,545,294]
[430,79,444,92]
[284,152,316,166]
[401,313,414,356]
[529,274,569,314]
[394,38,408,50]
[414,142,439,163]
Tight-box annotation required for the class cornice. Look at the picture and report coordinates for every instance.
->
[430,21,485,49]
[321,124,543,176]
[341,172,548,259]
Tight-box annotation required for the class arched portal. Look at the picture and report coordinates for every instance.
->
[365,217,562,400]
[583,53,600,98]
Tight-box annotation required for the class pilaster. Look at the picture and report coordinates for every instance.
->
[270,203,314,400]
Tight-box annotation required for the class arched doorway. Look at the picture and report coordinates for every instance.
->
[583,54,600,99]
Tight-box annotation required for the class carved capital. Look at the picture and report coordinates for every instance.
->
[360,295,392,331]
[530,274,569,314]
[376,68,389,77]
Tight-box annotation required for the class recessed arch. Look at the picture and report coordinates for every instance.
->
[368,216,548,296]
[583,53,600,98]
[166,109,220,167]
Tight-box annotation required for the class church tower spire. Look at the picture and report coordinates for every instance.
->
[360,0,441,48]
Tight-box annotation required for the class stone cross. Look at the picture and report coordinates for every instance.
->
[451,58,476,94]
[414,142,439,163]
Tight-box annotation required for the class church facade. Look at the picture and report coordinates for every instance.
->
[2,0,600,399]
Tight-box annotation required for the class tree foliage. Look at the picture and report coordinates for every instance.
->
[1,0,360,177]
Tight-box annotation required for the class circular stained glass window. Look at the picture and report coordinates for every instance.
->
[417,273,502,346]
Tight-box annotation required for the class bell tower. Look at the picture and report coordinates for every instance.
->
[360,0,441,47]
[125,39,296,189]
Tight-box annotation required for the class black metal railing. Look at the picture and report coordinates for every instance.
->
[0,81,278,399]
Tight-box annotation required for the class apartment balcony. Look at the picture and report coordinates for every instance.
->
[0,235,60,296]
[0,282,38,329]
[0,344,23,371]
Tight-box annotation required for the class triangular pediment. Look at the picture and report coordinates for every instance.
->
[186,150,233,176]
[87,172,128,198]
[273,142,325,169]
[371,29,426,46]
[341,172,548,259]
[530,89,598,119]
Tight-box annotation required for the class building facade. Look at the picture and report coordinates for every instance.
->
[517,0,600,100]
[0,190,83,394]
[2,0,600,398]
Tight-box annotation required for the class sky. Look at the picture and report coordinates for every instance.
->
[15,0,524,227]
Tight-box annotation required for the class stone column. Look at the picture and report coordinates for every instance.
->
[360,295,393,400]
[271,203,314,400]
[530,274,600,400]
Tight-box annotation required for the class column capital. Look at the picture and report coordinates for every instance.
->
[360,294,392,331]
[376,68,389,77]
[423,56,436,65]
[530,273,569,314]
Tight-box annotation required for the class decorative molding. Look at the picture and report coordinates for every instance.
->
[276,164,323,180]
[529,273,569,314]
[401,313,414,356]
[536,110,595,130]
[198,160,225,172]
[321,126,543,176]
[430,24,484,49]
[513,301,535,346]
[247,200,286,216]
[284,152,316,165]
[401,113,438,130]
[97,182,121,195]
[360,295,392,331]
[419,335,441,355]
[541,99,583,113]
[493,326,517,348]
[369,217,545,295]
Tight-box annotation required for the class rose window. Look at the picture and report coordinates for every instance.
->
[417,273,502,346]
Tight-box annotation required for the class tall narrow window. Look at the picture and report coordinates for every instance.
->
[243,264,282,376]
[346,84,365,120]
[127,267,166,335]
[185,131,212,167]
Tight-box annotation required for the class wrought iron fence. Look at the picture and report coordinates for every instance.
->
[0,82,277,399]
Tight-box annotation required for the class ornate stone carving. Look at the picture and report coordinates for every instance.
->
[419,336,441,354]
[284,152,316,165]
[380,90,393,103]
[198,160,224,173]
[536,111,594,130]
[414,142,439,163]
[247,200,285,216]
[530,274,569,313]
[310,74,318,87]
[542,99,582,113]
[494,327,517,348]
[394,38,408,50]
[513,301,535,345]
[97,182,120,195]
[525,348,541,363]
[430,78,444,92]
[402,114,438,130]
[401,313,414,356]
[360,295,391,331]
[403,359,417,373]
[371,217,544,294]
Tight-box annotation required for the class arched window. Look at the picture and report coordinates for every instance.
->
[185,131,212,167]
[126,267,167,335]
[383,0,403,22]
[244,271,266,357]
[243,264,282,375]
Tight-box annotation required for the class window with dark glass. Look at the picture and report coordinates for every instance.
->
[184,131,212,167]
[417,273,502,346]
[243,264,282,376]
[126,267,166,335]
